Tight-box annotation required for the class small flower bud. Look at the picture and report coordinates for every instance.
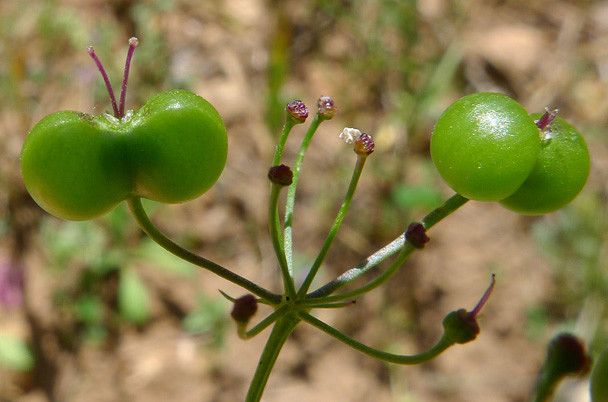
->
[268,164,293,186]
[543,333,591,378]
[405,222,429,249]
[443,309,480,344]
[230,294,258,324]
[317,96,336,120]
[443,274,495,344]
[286,100,309,124]
[354,132,375,156]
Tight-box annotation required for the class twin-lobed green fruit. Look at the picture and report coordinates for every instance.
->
[21,89,227,220]
[431,92,589,214]
[500,114,590,214]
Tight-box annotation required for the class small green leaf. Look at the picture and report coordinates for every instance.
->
[118,268,151,325]
[182,294,228,348]
[0,335,35,371]
[135,239,195,276]
[74,294,105,324]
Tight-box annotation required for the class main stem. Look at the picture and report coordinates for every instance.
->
[245,314,300,402]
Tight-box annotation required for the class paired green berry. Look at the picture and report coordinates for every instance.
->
[500,113,590,214]
[431,92,589,214]
[20,39,227,220]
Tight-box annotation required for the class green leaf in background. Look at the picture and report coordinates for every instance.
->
[0,335,35,371]
[391,183,443,211]
[118,268,151,325]
[135,239,195,276]
[41,219,106,268]
[182,294,228,348]
[74,294,105,324]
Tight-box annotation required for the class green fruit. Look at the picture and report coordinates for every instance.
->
[591,348,608,402]
[500,115,589,214]
[21,90,227,220]
[21,111,131,220]
[431,92,541,201]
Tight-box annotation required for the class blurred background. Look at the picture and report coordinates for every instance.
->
[1,0,607,401]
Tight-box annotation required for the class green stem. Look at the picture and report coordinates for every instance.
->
[297,155,367,297]
[269,184,297,298]
[273,119,295,165]
[305,300,356,309]
[239,305,289,339]
[284,115,322,273]
[531,371,558,402]
[127,197,281,304]
[420,193,469,228]
[299,312,454,364]
[305,242,415,305]
[307,193,468,299]
[245,314,300,402]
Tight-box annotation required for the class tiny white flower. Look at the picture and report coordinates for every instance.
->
[339,127,362,144]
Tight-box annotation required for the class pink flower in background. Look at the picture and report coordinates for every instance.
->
[0,262,23,307]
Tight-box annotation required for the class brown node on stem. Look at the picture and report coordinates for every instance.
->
[405,222,429,249]
[268,164,293,186]
[231,294,258,324]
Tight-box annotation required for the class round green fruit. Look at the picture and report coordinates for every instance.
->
[21,90,228,220]
[500,115,589,215]
[430,92,541,201]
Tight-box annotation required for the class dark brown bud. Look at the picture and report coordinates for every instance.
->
[286,100,309,123]
[544,333,591,377]
[268,164,293,186]
[230,294,258,324]
[317,96,336,120]
[405,222,429,249]
[443,274,495,344]
[443,308,480,344]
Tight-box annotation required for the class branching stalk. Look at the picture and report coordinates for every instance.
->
[307,193,468,299]
[297,155,367,296]
[127,197,281,304]
[300,312,454,364]
[283,115,322,273]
